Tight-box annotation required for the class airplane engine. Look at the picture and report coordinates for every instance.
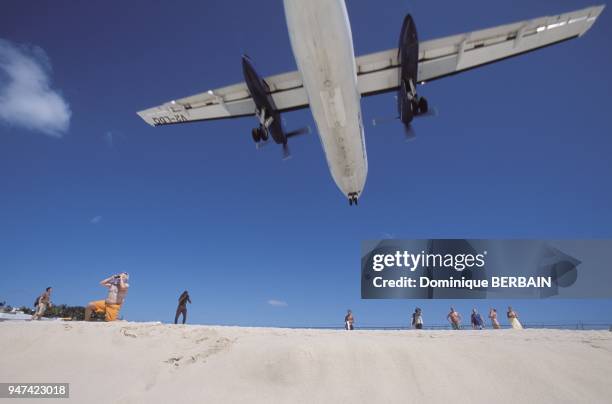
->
[242,55,285,146]
[242,55,310,159]
[397,14,428,129]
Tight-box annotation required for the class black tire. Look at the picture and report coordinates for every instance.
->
[410,100,419,116]
[260,128,269,141]
[418,97,428,114]
[251,128,261,143]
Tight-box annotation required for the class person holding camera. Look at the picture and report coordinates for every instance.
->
[174,290,191,324]
[84,273,129,322]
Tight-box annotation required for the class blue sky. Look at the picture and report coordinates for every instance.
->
[1,0,611,327]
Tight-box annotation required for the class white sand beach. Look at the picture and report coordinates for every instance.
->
[1,322,611,403]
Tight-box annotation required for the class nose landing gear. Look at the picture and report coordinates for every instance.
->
[348,193,359,206]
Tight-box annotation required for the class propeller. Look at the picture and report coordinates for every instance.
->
[372,116,399,126]
[255,139,270,149]
[416,106,438,118]
[281,126,311,160]
[253,125,311,159]
[372,106,438,127]
[405,105,438,140]
[282,143,291,160]
[286,126,311,138]
[403,124,417,141]
[371,115,415,140]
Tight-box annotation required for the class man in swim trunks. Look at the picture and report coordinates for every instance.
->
[174,290,191,324]
[345,309,354,330]
[447,307,462,330]
[85,273,129,322]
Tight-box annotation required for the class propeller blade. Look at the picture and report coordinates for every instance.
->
[286,126,311,138]
[255,139,270,150]
[372,116,399,127]
[415,106,439,118]
[282,143,292,160]
[403,124,416,142]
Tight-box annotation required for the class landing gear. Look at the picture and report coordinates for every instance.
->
[417,96,428,114]
[251,126,269,144]
[251,106,275,145]
[251,127,261,143]
[406,78,428,116]
[348,193,359,206]
[410,97,428,116]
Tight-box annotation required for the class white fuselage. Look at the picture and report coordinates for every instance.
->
[283,0,367,199]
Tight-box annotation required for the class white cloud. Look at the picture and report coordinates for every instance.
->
[0,39,71,137]
[267,299,288,307]
[90,216,102,224]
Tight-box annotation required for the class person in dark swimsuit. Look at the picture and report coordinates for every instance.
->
[344,309,354,330]
[174,290,191,324]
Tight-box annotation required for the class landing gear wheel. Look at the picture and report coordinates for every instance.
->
[410,100,419,116]
[348,193,359,206]
[260,127,269,142]
[418,97,428,114]
[251,128,261,143]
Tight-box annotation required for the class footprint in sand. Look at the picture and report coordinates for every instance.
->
[195,336,209,344]
[164,337,236,369]
[164,356,183,367]
[120,327,138,338]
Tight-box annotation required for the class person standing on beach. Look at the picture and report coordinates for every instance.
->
[470,308,485,330]
[412,307,423,329]
[447,307,462,330]
[174,290,191,324]
[32,287,52,320]
[84,273,129,322]
[345,309,354,330]
[507,306,523,329]
[489,308,501,329]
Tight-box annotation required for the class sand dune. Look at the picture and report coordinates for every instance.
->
[1,322,611,403]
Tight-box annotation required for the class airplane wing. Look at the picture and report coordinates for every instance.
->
[137,69,309,126]
[138,5,603,126]
[357,5,604,96]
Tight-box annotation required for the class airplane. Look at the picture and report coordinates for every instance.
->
[137,1,604,206]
